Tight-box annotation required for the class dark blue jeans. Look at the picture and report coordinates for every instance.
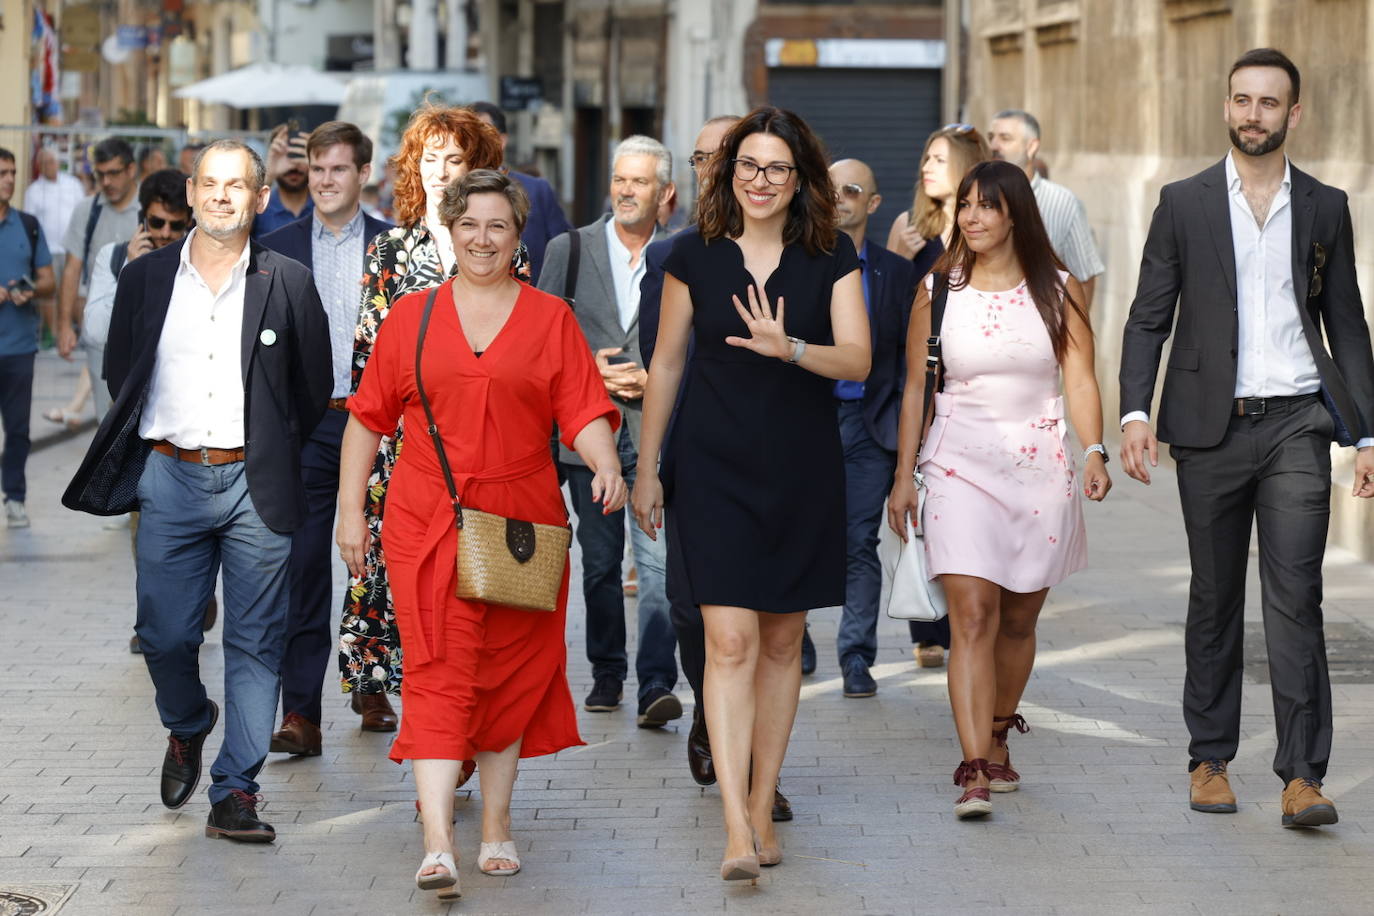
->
[281,407,346,724]
[0,353,34,503]
[134,450,293,804]
[836,400,896,667]
[563,425,676,701]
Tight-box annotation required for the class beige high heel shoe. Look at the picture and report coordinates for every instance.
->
[753,831,782,867]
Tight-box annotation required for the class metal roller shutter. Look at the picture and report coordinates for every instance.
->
[766,67,943,248]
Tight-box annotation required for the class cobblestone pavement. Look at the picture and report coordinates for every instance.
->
[4,421,1374,915]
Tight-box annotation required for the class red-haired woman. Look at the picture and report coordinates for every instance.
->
[632,107,870,882]
[338,104,528,726]
[888,160,1111,819]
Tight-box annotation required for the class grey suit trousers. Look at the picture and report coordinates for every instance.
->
[1171,395,1334,784]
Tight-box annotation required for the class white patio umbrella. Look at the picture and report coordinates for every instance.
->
[174,63,347,108]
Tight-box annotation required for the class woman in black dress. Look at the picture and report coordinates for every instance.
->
[632,107,870,882]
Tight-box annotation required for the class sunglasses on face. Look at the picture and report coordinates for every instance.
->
[146,214,189,232]
[836,183,867,199]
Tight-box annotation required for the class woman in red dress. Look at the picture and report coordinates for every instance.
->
[336,170,625,899]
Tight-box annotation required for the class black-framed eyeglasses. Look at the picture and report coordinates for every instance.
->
[836,182,867,199]
[731,159,796,185]
[95,164,132,180]
[146,214,189,232]
[688,152,712,170]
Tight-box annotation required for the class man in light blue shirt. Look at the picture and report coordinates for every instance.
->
[0,147,56,527]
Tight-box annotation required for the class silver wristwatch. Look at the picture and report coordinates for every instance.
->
[1083,443,1108,464]
[786,336,806,364]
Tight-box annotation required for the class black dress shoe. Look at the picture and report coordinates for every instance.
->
[841,658,877,698]
[637,687,684,728]
[800,626,816,676]
[687,707,716,786]
[771,785,793,822]
[205,790,276,843]
[161,699,218,809]
[584,676,623,712]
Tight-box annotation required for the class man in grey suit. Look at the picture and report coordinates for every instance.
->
[1120,48,1374,828]
[537,135,681,727]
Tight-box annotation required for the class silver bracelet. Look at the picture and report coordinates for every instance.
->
[1083,443,1108,464]
[785,336,806,364]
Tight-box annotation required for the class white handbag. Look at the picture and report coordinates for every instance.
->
[879,472,948,621]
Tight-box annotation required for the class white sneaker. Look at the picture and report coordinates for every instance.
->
[4,500,30,528]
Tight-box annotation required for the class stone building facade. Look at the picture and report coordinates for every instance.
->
[963,0,1374,557]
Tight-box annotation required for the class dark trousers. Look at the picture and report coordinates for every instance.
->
[134,450,293,804]
[564,426,676,701]
[836,401,897,667]
[280,407,346,724]
[0,353,35,503]
[1172,396,1334,784]
[664,508,704,709]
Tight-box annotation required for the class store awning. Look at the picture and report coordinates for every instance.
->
[173,63,347,108]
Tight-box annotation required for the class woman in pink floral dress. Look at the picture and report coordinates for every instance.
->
[888,160,1111,819]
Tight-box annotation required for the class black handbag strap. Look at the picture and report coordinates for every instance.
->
[562,229,580,308]
[80,194,104,284]
[414,285,467,530]
[915,273,949,472]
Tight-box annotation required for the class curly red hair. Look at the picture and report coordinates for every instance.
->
[390,104,504,226]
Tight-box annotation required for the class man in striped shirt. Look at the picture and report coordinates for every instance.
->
[988,109,1105,308]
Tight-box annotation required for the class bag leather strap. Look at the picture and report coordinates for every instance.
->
[414,285,467,530]
[915,272,949,474]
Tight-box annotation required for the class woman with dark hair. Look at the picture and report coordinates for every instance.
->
[888,159,1111,819]
[338,170,623,895]
[887,124,993,668]
[338,104,528,733]
[632,107,870,881]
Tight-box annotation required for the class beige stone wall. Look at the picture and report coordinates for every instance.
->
[964,0,1374,559]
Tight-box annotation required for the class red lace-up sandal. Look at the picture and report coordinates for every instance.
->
[988,713,1029,792]
[953,758,992,818]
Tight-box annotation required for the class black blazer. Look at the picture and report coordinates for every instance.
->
[1120,158,1374,448]
[62,238,334,533]
[860,241,918,452]
[259,209,394,273]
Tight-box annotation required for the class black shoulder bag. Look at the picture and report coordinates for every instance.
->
[916,272,949,465]
[414,285,572,612]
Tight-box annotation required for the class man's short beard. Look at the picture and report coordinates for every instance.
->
[194,208,253,240]
[1229,121,1288,157]
[278,171,308,192]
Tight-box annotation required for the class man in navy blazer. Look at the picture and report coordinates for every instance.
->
[828,159,917,698]
[471,102,572,282]
[64,141,332,842]
[260,122,395,753]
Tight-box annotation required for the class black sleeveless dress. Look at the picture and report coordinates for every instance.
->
[661,231,860,613]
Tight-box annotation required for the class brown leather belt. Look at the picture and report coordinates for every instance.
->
[150,439,246,465]
[328,397,349,411]
[1233,393,1319,417]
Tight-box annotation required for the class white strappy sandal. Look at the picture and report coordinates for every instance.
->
[415,850,460,898]
[477,840,521,876]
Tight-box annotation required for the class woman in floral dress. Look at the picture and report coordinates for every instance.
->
[338,104,530,714]
[888,160,1111,819]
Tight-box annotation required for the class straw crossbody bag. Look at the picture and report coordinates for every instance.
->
[881,273,950,622]
[414,286,572,612]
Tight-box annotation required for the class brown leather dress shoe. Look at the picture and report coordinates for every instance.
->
[771,785,792,822]
[1281,777,1338,827]
[351,691,398,732]
[269,712,322,756]
[1189,759,1238,813]
[687,707,716,786]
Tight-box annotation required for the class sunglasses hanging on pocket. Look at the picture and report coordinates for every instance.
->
[1308,242,1326,298]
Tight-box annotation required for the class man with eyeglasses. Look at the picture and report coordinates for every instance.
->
[56,138,140,360]
[820,159,918,699]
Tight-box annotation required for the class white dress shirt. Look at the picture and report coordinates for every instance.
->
[1121,152,1374,448]
[21,173,85,256]
[140,230,251,449]
[604,217,647,332]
